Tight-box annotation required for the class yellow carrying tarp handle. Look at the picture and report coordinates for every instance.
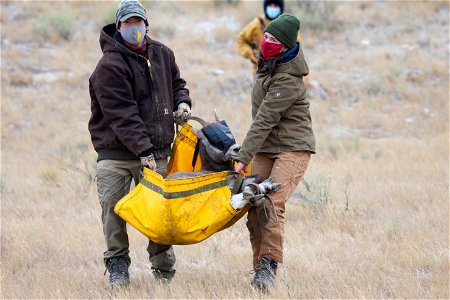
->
[167,122,202,176]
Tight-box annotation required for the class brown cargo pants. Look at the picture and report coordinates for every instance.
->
[247,151,311,268]
[96,159,176,271]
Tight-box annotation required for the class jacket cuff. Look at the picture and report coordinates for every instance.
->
[237,155,251,166]
[178,101,191,110]
[139,148,153,157]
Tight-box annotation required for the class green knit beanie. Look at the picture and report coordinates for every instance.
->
[265,14,300,49]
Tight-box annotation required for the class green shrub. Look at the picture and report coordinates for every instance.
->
[101,5,117,27]
[365,76,383,96]
[151,24,176,40]
[291,1,338,31]
[293,174,332,211]
[40,169,59,186]
[325,136,362,159]
[33,11,75,42]
[213,0,240,8]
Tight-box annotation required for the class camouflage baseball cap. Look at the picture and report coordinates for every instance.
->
[115,0,148,29]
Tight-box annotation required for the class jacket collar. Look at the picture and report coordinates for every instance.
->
[281,43,299,63]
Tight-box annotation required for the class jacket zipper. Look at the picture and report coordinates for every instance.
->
[146,57,162,150]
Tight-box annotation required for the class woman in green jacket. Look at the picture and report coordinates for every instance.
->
[235,14,315,294]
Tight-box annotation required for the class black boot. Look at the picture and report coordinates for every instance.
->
[106,256,130,286]
[251,257,278,294]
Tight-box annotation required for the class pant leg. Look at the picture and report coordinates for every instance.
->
[257,151,311,264]
[247,153,274,269]
[97,159,141,266]
[146,158,176,271]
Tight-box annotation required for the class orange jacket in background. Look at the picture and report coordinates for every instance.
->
[237,16,270,62]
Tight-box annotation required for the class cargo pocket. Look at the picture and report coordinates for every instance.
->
[257,202,270,226]
[290,152,311,186]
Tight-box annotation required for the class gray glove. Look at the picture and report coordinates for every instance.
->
[173,102,191,124]
[140,153,156,170]
[225,144,241,160]
[242,184,267,206]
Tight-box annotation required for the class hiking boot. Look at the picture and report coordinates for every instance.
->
[251,257,278,294]
[105,256,130,286]
[152,268,176,283]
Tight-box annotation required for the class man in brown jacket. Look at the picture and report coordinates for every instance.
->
[88,0,191,286]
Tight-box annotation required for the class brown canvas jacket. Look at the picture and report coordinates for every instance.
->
[238,47,316,165]
[89,24,191,161]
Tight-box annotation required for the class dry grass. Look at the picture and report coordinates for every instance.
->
[1,0,448,299]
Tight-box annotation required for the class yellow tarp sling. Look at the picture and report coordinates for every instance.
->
[115,168,246,245]
[114,121,251,245]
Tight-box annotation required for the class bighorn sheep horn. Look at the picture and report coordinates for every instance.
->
[188,116,209,127]
[214,109,220,122]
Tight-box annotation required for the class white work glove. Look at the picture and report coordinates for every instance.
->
[173,102,191,124]
[140,153,156,170]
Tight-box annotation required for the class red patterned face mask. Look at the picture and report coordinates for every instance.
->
[261,38,283,59]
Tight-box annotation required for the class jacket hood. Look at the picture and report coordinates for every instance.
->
[276,46,309,77]
[99,23,131,55]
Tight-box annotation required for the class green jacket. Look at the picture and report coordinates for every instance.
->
[237,47,316,165]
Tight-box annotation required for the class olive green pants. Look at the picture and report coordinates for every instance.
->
[247,151,311,268]
[96,159,176,271]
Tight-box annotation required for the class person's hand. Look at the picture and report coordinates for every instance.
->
[234,161,247,173]
[250,54,259,64]
[140,153,156,170]
[174,102,191,124]
[225,144,241,160]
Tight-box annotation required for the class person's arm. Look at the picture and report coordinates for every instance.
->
[169,49,191,111]
[237,77,298,165]
[91,60,153,157]
[237,18,259,63]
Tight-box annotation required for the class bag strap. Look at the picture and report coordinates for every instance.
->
[258,17,266,31]
[191,140,200,169]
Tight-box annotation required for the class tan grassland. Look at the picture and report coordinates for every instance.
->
[1,0,449,299]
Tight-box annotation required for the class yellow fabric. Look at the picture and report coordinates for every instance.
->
[168,122,252,176]
[115,168,245,245]
[237,17,269,60]
[167,123,202,176]
[114,121,254,245]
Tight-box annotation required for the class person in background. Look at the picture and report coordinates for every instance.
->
[88,0,191,286]
[234,14,315,294]
[237,0,284,73]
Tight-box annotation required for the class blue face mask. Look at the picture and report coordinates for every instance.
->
[120,24,146,45]
[266,6,281,20]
